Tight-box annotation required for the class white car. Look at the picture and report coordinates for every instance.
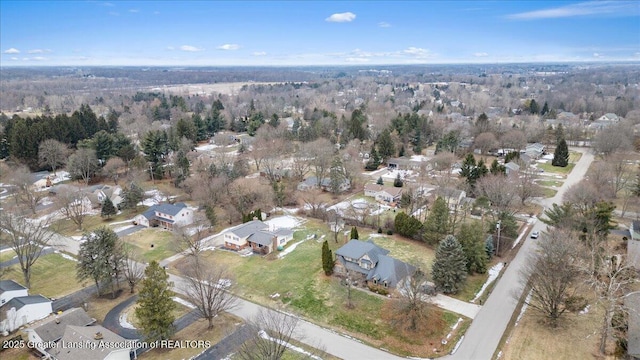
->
[530,231,540,239]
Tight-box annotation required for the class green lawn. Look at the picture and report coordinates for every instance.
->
[449,272,490,302]
[120,228,177,263]
[2,252,83,298]
[536,180,563,187]
[173,219,463,357]
[52,211,138,237]
[0,249,17,263]
[536,162,575,175]
[539,187,558,198]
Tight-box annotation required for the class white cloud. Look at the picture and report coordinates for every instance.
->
[345,57,370,63]
[473,52,489,57]
[325,12,356,22]
[102,2,115,7]
[217,44,240,50]
[180,45,203,52]
[506,1,639,20]
[129,9,139,13]
[378,21,391,28]
[4,48,20,54]
[10,57,18,61]
[403,47,431,57]
[252,51,267,56]
[32,56,47,61]
[593,52,603,58]
[27,49,52,54]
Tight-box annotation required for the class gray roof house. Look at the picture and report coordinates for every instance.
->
[627,220,640,270]
[222,220,294,255]
[48,325,132,360]
[26,307,95,356]
[334,239,416,289]
[0,295,52,333]
[133,202,193,230]
[0,280,29,306]
[625,291,640,359]
[297,176,350,193]
[504,162,520,175]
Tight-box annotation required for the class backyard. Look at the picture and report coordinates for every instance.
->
[120,228,178,263]
[2,252,82,298]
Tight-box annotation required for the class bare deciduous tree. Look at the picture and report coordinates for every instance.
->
[173,215,209,266]
[68,148,100,186]
[181,264,238,330]
[0,212,56,288]
[473,132,498,155]
[122,251,145,294]
[102,157,126,185]
[38,139,69,175]
[476,174,519,215]
[519,230,585,327]
[56,188,91,230]
[10,165,46,215]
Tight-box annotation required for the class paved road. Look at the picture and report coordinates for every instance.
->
[115,224,145,237]
[0,247,55,268]
[448,147,595,360]
[195,324,254,360]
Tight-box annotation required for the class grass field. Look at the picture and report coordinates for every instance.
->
[449,272,490,302]
[0,249,17,263]
[53,212,134,237]
[121,228,177,263]
[2,252,82,298]
[535,151,582,176]
[536,180,563,187]
[501,303,604,360]
[170,219,466,357]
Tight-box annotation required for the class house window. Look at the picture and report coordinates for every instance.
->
[373,279,378,285]
[383,281,388,288]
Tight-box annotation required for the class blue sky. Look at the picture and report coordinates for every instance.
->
[1,1,639,66]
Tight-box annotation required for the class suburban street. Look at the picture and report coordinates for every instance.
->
[31,147,596,360]
[448,147,595,360]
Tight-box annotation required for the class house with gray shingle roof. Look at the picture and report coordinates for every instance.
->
[48,325,132,360]
[222,220,294,254]
[25,307,95,357]
[0,280,28,306]
[0,295,52,333]
[133,202,193,230]
[625,291,640,359]
[334,239,416,289]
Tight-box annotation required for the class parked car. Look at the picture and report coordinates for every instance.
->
[530,231,540,239]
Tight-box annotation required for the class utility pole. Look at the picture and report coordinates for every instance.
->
[496,220,502,257]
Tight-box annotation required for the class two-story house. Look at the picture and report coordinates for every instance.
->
[334,239,416,289]
[134,202,193,230]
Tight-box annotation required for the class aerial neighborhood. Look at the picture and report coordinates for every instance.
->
[1,2,640,359]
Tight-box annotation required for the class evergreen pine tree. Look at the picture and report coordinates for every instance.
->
[458,223,488,274]
[552,138,569,167]
[122,182,144,211]
[376,176,384,185]
[350,226,359,240]
[376,129,395,162]
[135,261,176,342]
[321,241,334,275]
[101,197,117,219]
[485,236,494,259]
[423,196,449,245]
[541,101,549,115]
[633,165,640,196]
[432,235,468,294]
[393,173,403,187]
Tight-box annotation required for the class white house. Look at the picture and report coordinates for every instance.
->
[0,295,52,333]
[48,325,132,360]
[25,307,95,357]
[222,220,294,254]
[0,280,28,306]
[364,184,403,203]
[134,202,193,230]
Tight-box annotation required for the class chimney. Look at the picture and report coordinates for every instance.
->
[94,332,103,340]
[55,316,60,324]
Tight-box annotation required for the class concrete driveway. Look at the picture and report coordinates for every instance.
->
[116,224,146,237]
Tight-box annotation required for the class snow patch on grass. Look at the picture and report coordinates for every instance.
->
[472,262,504,303]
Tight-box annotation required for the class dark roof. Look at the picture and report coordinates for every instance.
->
[141,208,156,220]
[0,279,27,293]
[229,220,269,238]
[1,295,51,311]
[368,255,416,288]
[28,308,95,343]
[48,325,129,360]
[625,291,640,357]
[153,202,187,216]
[248,231,276,246]
[336,239,389,264]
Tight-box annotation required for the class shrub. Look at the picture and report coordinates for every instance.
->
[564,295,588,312]
[377,227,383,233]
[386,229,393,235]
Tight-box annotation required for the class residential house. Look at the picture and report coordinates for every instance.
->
[434,188,467,210]
[222,220,294,254]
[133,202,193,230]
[625,291,640,359]
[597,113,620,122]
[504,162,520,175]
[48,325,132,360]
[589,113,621,131]
[364,184,403,203]
[25,308,95,357]
[0,280,28,306]
[48,184,122,209]
[522,143,545,159]
[387,157,423,171]
[0,295,52,333]
[334,239,416,289]
[297,176,351,193]
[627,220,640,270]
